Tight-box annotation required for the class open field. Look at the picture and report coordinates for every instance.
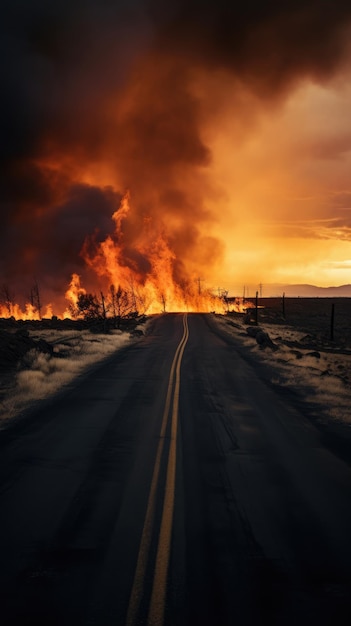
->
[243,297,351,348]
[219,298,351,430]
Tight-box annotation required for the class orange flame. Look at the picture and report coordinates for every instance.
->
[0,194,228,319]
[225,297,255,314]
[82,191,224,313]
[0,302,54,321]
[63,273,87,318]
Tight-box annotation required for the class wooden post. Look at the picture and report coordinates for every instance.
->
[101,291,107,333]
[330,303,335,341]
[255,291,258,325]
[282,292,285,319]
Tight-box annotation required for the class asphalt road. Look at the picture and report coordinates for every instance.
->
[0,313,351,625]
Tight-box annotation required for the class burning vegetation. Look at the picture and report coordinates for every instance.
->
[0,193,226,321]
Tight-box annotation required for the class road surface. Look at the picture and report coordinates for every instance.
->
[0,313,351,625]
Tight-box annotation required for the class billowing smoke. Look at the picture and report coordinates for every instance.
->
[1,0,351,312]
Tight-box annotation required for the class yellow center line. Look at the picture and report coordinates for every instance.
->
[126,313,189,626]
[147,313,188,626]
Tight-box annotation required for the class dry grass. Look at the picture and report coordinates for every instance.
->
[241,297,351,349]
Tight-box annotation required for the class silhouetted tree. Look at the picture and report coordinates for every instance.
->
[128,276,138,316]
[135,285,151,315]
[100,291,107,332]
[0,284,15,317]
[160,292,167,313]
[74,293,101,320]
[114,285,132,328]
[109,285,117,327]
[30,279,42,319]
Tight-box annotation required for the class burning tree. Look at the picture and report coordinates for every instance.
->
[29,279,42,320]
[1,193,225,320]
[81,192,222,315]
[72,293,101,320]
[0,284,15,317]
[110,284,134,328]
[160,292,167,313]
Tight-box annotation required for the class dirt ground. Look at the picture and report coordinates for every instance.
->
[241,297,351,349]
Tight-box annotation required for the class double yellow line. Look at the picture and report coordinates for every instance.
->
[126,313,189,626]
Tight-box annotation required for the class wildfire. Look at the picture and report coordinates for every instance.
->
[63,273,87,317]
[81,191,224,315]
[0,193,242,320]
[0,303,55,321]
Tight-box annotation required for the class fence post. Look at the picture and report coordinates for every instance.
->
[330,303,335,341]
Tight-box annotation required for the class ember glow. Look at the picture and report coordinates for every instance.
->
[1,1,351,317]
[0,302,53,322]
[0,189,227,318]
[80,191,223,314]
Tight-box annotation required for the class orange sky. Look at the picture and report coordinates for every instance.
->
[50,70,351,296]
[197,74,351,292]
[2,2,351,313]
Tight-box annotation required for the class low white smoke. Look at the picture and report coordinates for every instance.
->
[216,317,351,424]
[0,329,133,422]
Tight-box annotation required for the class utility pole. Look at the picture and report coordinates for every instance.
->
[30,278,42,319]
[196,277,203,295]
[259,283,263,298]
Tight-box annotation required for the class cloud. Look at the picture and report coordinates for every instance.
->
[149,0,351,93]
[329,191,351,208]
[1,178,122,306]
[324,259,351,269]
[1,1,351,308]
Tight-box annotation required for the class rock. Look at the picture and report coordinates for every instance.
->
[306,351,321,359]
[290,350,303,359]
[256,331,278,350]
[246,327,278,350]
[130,329,144,337]
[246,326,262,338]
[36,339,54,356]
[0,329,54,369]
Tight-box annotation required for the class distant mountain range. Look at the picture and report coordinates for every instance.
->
[260,284,351,297]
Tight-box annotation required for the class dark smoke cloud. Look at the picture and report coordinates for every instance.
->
[1,0,351,309]
[149,0,351,93]
[1,180,121,306]
[2,0,351,163]
[0,0,153,163]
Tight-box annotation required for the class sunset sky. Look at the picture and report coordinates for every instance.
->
[1,1,351,312]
